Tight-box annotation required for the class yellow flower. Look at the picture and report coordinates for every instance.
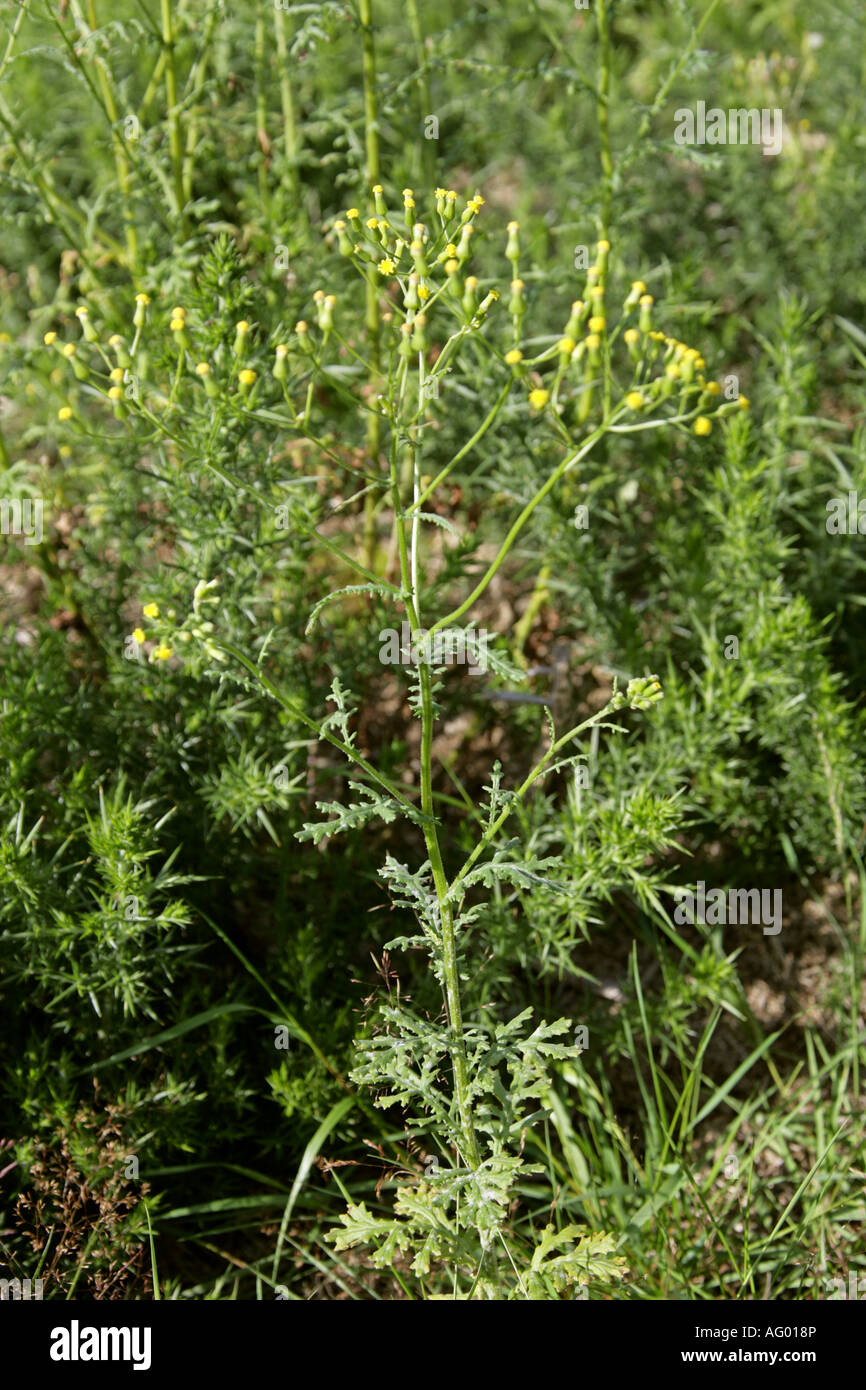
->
[109,367,124,382]
[373,184,384,195]
[558,336,576,355]
[738,395,750,410]
[378,258,395,275]
[57,406,73,421]
[588,316,606,333]
[444,258,459,275]
[43,331,57,346]
[171,305,186,319]
[135,293,150,305]
[235,320,250,335]
[143,602,160,619]
[585,333,601,352]
[75,306,89,320]
[665,362,681,379]
[505,349,523,365]
[275,344,288,359]
[639,294,654,308]
[295,320,308,335]
[132,627,146,645]
[624,329,640,345]
[705,381,721,396]
[631,281,646,295]
[589,285,605,300]
[153,644,173,662]
[694,416,712,436]
[529,388,550,410]
[108,386,123,400]
[169,317,185,333]
[62,343,76,358]
[238,368,257,387]
[597,239,611,253]
[195,362,211,376]
[625,392,644,410]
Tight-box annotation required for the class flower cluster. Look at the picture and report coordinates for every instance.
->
[330,185,498,364]
[327,194,747,439]
[125,579,222,668]
[502,233,747,435]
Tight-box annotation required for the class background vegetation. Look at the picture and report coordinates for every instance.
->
[0,0,864,1299]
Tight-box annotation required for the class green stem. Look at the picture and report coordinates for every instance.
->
[406,0,434,187]
[388,422,481,1171]
[274,2,301,201]
[513,561,550,660]
[255,1,269,215]
[359,0,382,571]
[160,0,187,235]
[449,700,623,896]
[595,0,614,245]
[430,417,615,636]
[82,0,138,270]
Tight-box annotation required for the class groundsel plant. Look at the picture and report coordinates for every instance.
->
[46,183,744,1298]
